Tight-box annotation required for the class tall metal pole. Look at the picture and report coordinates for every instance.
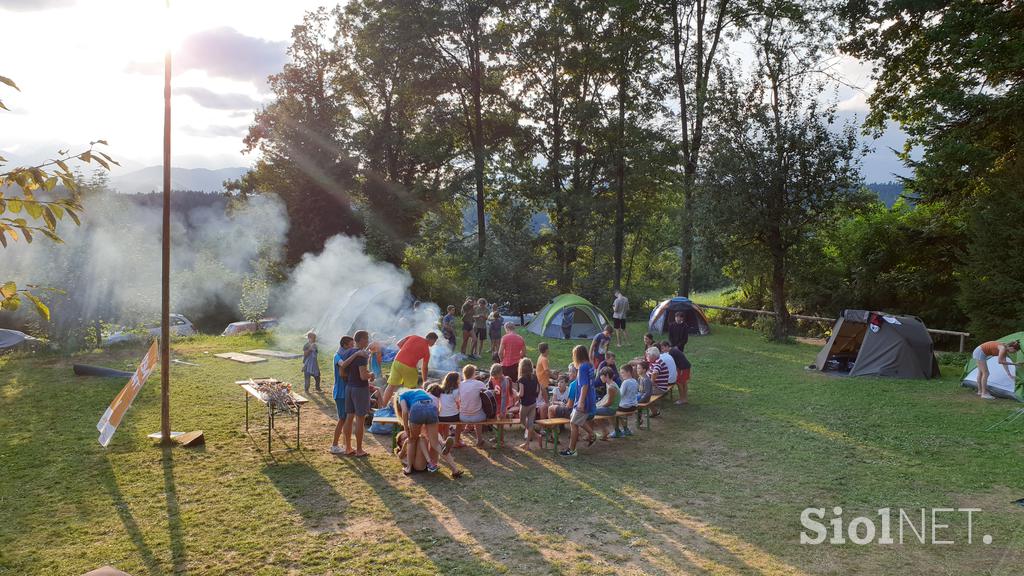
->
[160,0,172,445]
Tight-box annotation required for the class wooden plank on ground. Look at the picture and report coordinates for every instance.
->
[82,567,132,576]
[174,430,205,447]
[244,349,302,359]
[214,352,267,364]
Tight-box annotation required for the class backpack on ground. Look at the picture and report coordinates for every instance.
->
[479,389,498,419]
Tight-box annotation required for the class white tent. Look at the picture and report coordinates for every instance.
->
[962,357,1021,401]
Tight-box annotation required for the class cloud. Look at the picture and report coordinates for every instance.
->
[0,0,74,11]
[126,27,287,88]
[181,124,248,138]
[174,86,258,110]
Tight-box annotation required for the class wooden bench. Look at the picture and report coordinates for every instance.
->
[636,393,666,430]
[536,418,570,454]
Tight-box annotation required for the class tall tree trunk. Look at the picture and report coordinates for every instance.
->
[471,17,486,259]
[769,239,789,341]
[614,16,627,292]
[673,0,694,296]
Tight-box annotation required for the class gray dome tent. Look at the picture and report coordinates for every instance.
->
[814,310,940,379]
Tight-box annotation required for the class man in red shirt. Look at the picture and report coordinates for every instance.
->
[382,332,438,407]
[497,323,526,382]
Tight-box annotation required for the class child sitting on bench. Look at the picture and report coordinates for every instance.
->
[611,364,638,438]
[594,367,621,440]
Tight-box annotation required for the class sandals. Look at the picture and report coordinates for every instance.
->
[451,469,464,479]
[586,435,597,447]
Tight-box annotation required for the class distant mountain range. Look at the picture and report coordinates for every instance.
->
[111,166,249,194]
[865,182,905,207]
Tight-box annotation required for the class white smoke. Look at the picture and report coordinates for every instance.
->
[2,192,288,331]
[278,235,455,367]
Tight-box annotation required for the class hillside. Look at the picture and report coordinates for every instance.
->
[111,166,249,194]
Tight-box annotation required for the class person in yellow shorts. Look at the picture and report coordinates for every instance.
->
[383,332,439,407]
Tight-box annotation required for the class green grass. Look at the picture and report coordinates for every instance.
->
[690,287,738,308]
[2,323,1023,575]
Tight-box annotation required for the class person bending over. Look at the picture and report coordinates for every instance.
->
[972,339,1023,399]
[393,387,461,477]
[383,331,438,407]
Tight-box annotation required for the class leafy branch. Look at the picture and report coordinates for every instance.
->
[0,74,117,319]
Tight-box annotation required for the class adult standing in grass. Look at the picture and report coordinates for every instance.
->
[498,322,526,382]
[382,332,438,407]
[612,290,629,347]
[561,345,597,457]
[668,311,690,351]
[330,336,358,454]
[393,387,461,477]
[972,340,1022,400]
[473,298,489,358]
[460,297,476,356]
[341,330,374,456]
[660,340,690,406]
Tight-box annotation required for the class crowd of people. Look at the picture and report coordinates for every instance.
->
[298,291,694,477]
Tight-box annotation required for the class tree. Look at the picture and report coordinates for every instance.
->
[606,0,665,290]
[508,1,613,292]
[335,0,463,266]
[0,75,115,320]
[415,0,512,259]
[667,0,738,295]
[241,8,364,264]
[841,0,1024,336]
[701,2,861,340]
[840,0,1023,205]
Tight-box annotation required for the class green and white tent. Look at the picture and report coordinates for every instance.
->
[527,294,609,340]
[961,331,1024,401]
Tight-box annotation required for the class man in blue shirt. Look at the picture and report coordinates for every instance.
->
[330,336,363,455]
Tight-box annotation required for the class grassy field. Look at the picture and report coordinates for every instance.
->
[2,322,1023,575]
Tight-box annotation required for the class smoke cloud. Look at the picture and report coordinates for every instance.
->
[2,192,288,337]
[5,190,462,371]
[278,235,448,356]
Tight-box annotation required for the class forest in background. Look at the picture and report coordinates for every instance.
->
[3,0,1021,346]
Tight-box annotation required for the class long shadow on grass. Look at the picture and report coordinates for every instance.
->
[352,457,521,575]
[262,459,351,531]
[524,451,811,575]
[98,454,163,576]
[161,447,187,574]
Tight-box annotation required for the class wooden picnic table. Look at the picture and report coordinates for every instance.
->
[236,380,309,453]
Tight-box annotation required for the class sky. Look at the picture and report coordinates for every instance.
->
[0,0,912,182]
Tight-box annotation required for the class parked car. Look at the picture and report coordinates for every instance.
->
[221,318,279,336]
[103,314,197,345]
[0,329,41,353]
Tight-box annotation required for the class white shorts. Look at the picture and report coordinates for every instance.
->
[972,346,988,362]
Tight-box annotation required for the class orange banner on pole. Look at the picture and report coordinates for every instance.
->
[97,340,159,447]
